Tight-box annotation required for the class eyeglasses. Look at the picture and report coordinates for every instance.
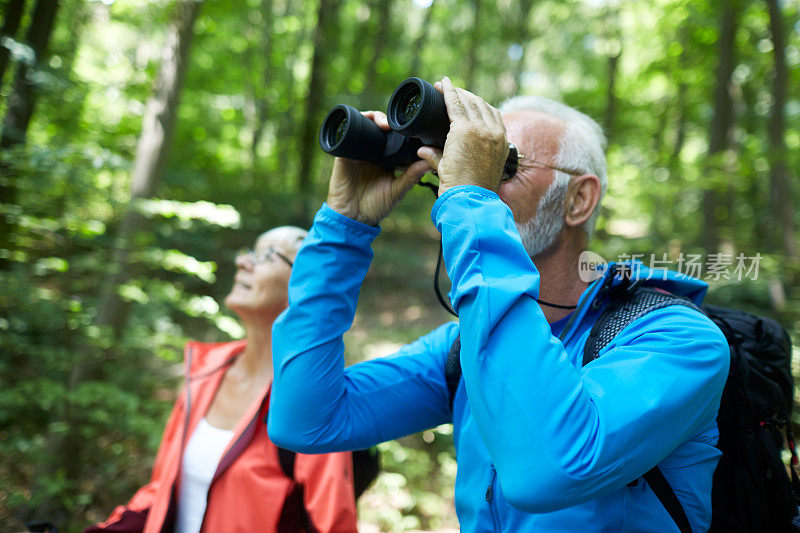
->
[501,143,585,182]
[236,246,293,267]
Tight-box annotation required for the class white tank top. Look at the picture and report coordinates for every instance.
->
[176,418,234,533]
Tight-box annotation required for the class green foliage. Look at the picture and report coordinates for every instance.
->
[0,140,244,529]
[359,429,458,532]
[0,263,175,527]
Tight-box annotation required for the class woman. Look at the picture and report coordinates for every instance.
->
[87,226,358,533]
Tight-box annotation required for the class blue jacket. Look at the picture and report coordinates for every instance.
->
[269,186,729,532]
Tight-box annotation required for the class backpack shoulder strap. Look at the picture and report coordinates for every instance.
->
[277,446,296,479]
[281,445,379,502]
[445,335,462,413]
[275,447,314,532]
[587,285,705,533]
[352,448,380,499]
[644,467,693,533]
[583,286,703,366]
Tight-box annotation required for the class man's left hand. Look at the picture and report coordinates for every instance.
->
[417,77,509,197]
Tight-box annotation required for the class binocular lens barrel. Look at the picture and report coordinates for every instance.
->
[319,104,386,158]
[319,104,422,168]
[387,77,450,145]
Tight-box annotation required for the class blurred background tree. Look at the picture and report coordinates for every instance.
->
[0,0,798,531]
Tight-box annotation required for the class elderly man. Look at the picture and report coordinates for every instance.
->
[269,78,728,532]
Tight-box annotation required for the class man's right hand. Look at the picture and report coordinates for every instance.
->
[326,111,432,227]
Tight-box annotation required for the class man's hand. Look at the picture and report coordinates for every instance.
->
[417,77,509,197]
[327,111,432,226]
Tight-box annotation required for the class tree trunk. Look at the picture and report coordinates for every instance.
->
[510,0,535,96]
[96,0,201,335]
[409,2,434,77]
[0,0,57,153]
[246,0,273,178]
[463,0,481,91]
[604,50,621,144]
[0,0,59,150]
[345,0,374,84]
[0,0,59,267]
[765,0,797,259]
[360,0,392,109]
[669,93,686,168]
[666,28,688,244]
[295,0,341,224]
[270,0,304,170]
[702,0,737,252]
[668,24,689,170]
[600,5,621,144]
[669,52,687,172]
[0,0,27,94]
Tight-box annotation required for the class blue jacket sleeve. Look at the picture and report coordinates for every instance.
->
[268,204,455,454]
[432,186,730,513]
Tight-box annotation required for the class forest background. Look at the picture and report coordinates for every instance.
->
[1,0,799,531]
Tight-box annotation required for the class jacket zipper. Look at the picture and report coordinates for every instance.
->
[199,394,267,532]
[179,347,194,456]
[486,465,500,532]
[164,347,194,532]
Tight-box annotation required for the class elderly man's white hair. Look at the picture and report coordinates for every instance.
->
[499,95,607,255]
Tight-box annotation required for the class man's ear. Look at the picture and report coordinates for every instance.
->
[564,174,601,229]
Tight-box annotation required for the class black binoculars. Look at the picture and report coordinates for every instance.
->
[319,77,518,177]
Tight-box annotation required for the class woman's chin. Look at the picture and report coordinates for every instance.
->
[224,295,248,315]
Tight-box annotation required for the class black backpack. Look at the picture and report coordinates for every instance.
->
[275,446,380,530]
[445,283,798,532]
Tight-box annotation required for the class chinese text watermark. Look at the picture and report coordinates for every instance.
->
[578,251,761,283]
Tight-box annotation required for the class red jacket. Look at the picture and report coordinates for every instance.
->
[87,340,358,533]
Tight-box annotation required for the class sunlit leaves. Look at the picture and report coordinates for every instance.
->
[137,248,217,283]
[135,198,241,228]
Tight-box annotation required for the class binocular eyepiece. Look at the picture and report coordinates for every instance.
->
[319,77,518,177]
[386,77,450,144]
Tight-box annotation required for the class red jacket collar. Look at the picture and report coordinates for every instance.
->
[183,339,247,377]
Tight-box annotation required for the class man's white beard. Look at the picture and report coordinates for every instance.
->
[516,184,567,258]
